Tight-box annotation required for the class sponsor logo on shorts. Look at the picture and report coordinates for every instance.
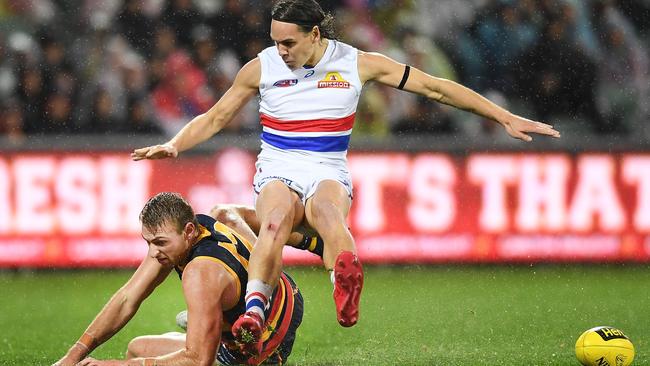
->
[273,79,298,87]
[318,72,349,89]
[255,176,297,191]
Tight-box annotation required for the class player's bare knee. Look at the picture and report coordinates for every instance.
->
[209,204,232,221]
[262,208,293,240]
[310,200,342,230]
[126,336,147,359]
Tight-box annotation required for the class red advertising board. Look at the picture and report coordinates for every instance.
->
[1,150,649,267]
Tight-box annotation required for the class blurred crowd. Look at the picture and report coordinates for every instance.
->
[0,0,648,143]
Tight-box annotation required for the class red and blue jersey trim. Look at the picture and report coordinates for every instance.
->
[261,132,350,152]
[260,113,355,132]
[259,113,354,152]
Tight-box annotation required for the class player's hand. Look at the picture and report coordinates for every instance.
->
[131,144,178,161]
[75,358,123,366]
[52,357,76,366]
[500,113,560,142]
[53,345,87,366]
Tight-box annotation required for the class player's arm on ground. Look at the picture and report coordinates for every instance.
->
[131,58,261,160]
[53,256,172,366]
[127,259,233,366]
[357,51,560,142]
[209,204,310,248]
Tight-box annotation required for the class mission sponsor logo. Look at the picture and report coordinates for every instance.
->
[318,72,350,89]
[273,79,298,87]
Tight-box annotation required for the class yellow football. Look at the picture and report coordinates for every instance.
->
[575,326,634,366]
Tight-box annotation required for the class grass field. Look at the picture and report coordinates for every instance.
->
[1,265,649,365]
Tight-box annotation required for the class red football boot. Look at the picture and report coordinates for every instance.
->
[333,251,363,327]
[231,311,264,357]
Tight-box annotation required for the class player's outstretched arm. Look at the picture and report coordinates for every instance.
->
[131,58,261,161]
[52,256,171,366]
[87,259,230,366]
[358,51,561,142]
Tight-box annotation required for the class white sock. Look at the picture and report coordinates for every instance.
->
[245,279,273,322]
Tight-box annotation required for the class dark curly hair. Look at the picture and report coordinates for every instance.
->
[272,0,337,40]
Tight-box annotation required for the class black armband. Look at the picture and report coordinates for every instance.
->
[397,65,411,90]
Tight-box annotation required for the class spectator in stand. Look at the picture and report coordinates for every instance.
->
[386,28,458,135]
[41,91,75,134]
[190,25,240,82]
[124,94,163,134]
[242,9,271,45]
[121,53,149,100]
[161,0,204,49]
[208,0,249,63]
[152,23,178,60]
[116,0,155,55]
[474,1,539,94]
[515,16,610,133]
[17,66,45,134]
[0,36,17,101]
[91,36,136,124]
[392,95,456,135]
[617,0,650,35]
[595,22,649,131]
[38,32,74,93]
[83,88,124,133]
[560,0,600,59]
[147,24,180,92]
[152,51,214,134]
[0,99,26,143]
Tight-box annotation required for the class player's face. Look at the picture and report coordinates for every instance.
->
[270,20,319,70]
[141,220,194,266]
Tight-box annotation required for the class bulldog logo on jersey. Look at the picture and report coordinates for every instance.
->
[318,72,350,89]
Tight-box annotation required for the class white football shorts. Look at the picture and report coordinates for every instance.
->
[252,149,353,205]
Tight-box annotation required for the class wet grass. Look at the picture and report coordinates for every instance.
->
[1,265,648,365]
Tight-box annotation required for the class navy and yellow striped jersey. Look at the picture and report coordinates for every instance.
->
[174,214,302,365]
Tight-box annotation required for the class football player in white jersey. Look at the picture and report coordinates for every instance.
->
[132,0,560,356]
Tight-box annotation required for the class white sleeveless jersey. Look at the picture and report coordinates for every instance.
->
[257,40,362,162]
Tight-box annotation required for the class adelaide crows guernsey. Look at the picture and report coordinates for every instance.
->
[175,214,300,364]
[258,40,362,162]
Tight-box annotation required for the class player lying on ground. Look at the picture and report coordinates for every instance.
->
[53,192,322,366]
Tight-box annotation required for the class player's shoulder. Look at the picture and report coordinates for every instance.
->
[180,252,234,298]
[357,51,401,82]
[328,39,358,59]
[357,50,390,65]
[257,44,284,67]
[234,57,261,88]
[196,213,217,227]
[259,44,278,57]
[183,217,238,280]
[195,214,232,245]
